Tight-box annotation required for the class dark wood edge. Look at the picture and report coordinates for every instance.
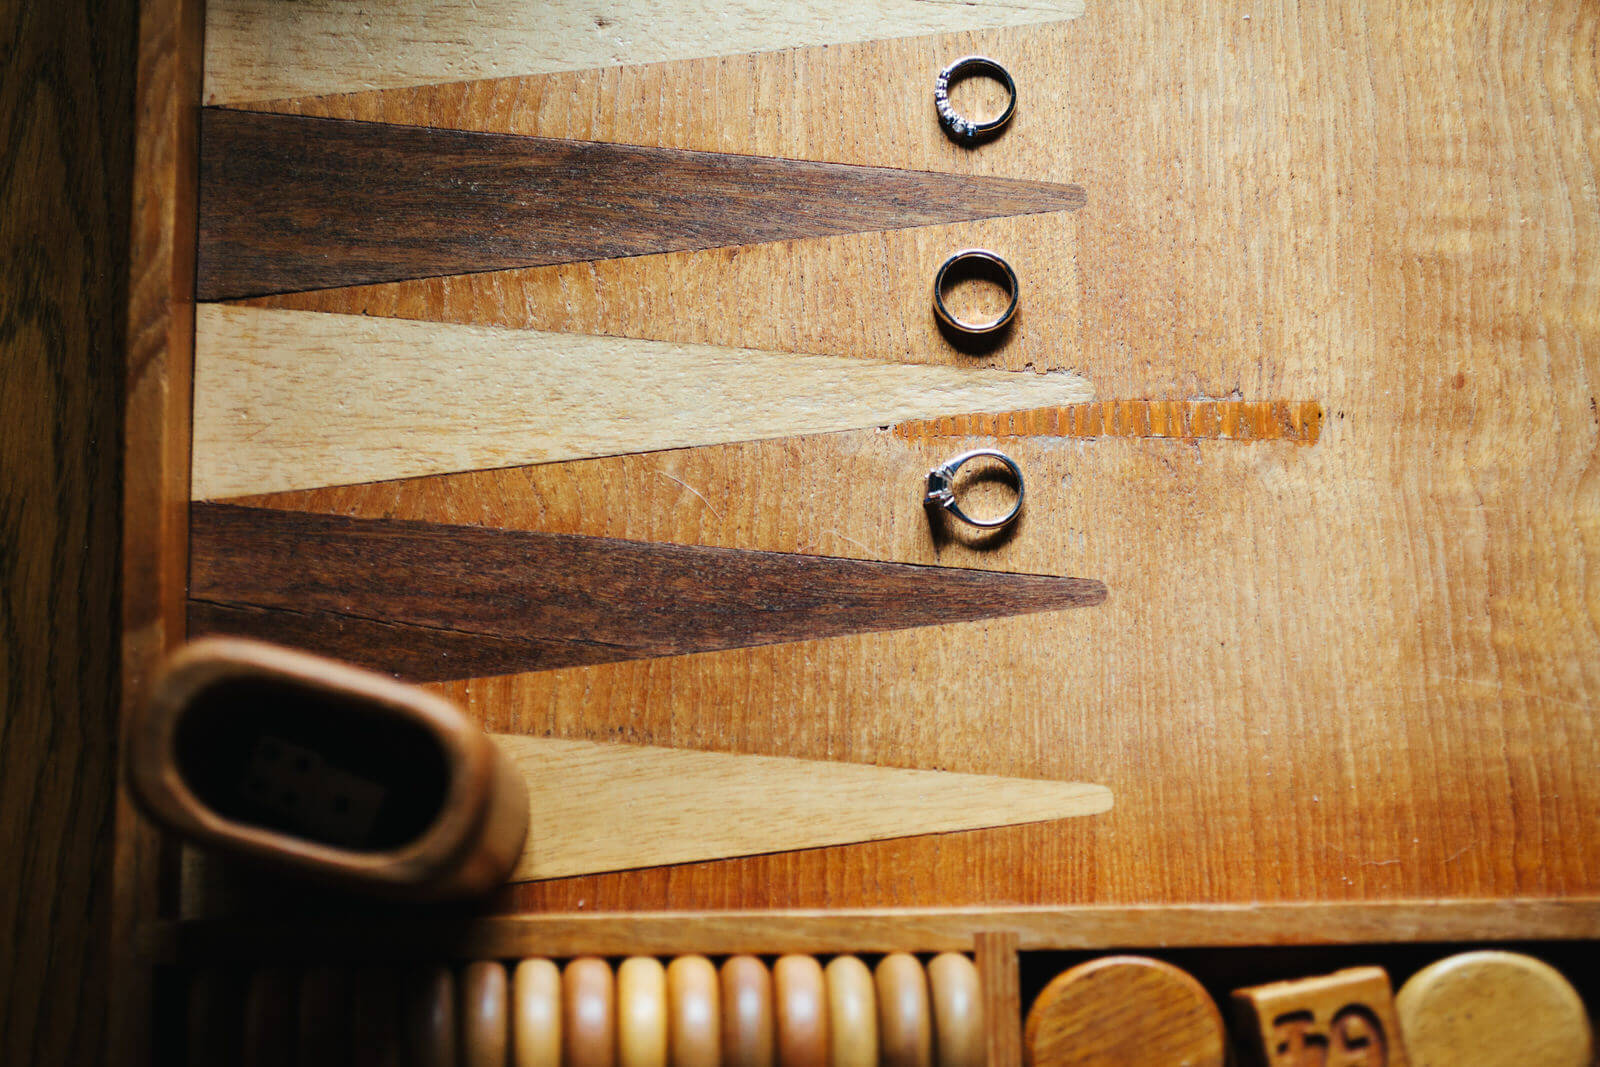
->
[142,900,1600,965]
[114,0,204,1063]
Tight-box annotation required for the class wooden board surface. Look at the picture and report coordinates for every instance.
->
[1024,956,1227,1067]
[201,0,1087,106]
[496,736,1110,880]
[175,0,1600,925]
[118,0,204,1061]
[196,109,1084,299]
[188,503,1105,680]
[191,305,1093,498]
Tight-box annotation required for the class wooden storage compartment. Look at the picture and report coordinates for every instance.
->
[156,935,1597,1063]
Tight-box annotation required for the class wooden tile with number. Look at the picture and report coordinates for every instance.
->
[1231,967,1408,1067]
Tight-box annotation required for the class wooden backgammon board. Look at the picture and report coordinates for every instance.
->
[117,0,1600,1063]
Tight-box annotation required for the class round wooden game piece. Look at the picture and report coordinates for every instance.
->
[298,967,352,1067]
[928,953,985,1067]
[773,955,829,1067]
[825,956,879,1067]
[565,957,618,1067]
[241,967,296,1067]
[667,955,721,1067]
[875,953,933,1067]
[350,967,404,1067]
[460,961,509,1067]
[1395,950,1594,1067]
[512,958,563,1067]
[720,955,775,1067]
[1023,956,1225,1067]
[401,967,453,1067]
[187,968,245,1067]
[618,957,669,1067]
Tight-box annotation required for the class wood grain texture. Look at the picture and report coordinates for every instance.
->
[0,0,139,1065]
[894,401,1324,444]
[174,0,1600,941]
[975,933,1022,1067]
[218,429,1126,574]
[241,212,1087,379]
[1024,957,1226,1067]
[117,0,203,1060]
[201,0,1600,921]
[1395,951,1594,1067]
[197,109,1085,300]
[496,735,1110,880]
[192,304,1092,498]
[188,503,1106,681]
[203,0,1085,106]
[219,22,1091,186]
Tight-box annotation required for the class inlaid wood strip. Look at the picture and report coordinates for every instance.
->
[197,109,1085,300]
[188,504,1106,681]
[203,0,1085,106]
[894,401,1324,444]
[185,601,581,685]
[496,736,1111,881]
[219,24,1093,194]
[191,305,1092,499]
[237,212,1087,377]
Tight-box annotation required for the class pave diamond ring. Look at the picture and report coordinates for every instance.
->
[934,56,1017,145]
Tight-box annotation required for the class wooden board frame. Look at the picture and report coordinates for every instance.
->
[117,0,1600,1061]
[150,901,1600,965]
[116,0,204,1063]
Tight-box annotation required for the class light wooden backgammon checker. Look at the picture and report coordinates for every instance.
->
[117,0,1599,1062]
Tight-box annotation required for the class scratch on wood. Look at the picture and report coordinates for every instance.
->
[893,400,1323,444]
[653,469,723,520]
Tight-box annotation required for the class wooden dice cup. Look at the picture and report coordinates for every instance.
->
[126,637,529,897]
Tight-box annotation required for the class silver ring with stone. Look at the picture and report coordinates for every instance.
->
[924,449,1025,529]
